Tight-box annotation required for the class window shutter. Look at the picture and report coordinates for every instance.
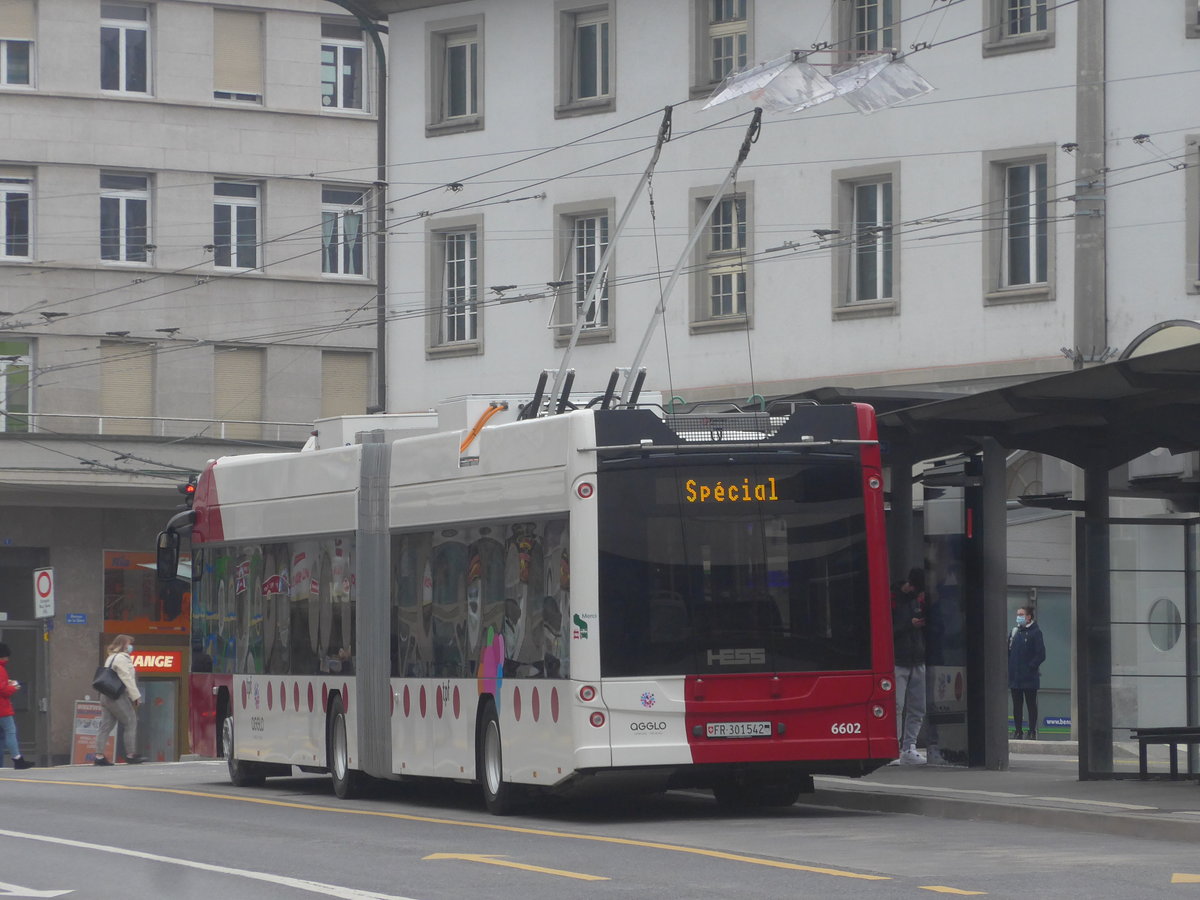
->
[213,346,264,439]
[0,0,35,40]
[101,342,153,435]
[213,9,264,96]
[321,351,369,418]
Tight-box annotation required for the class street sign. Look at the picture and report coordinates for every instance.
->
[65,613,87,625]
[33,567,54,619]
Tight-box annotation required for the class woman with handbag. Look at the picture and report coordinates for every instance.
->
[94,634,146,766]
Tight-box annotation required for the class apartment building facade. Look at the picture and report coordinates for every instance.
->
[372,0,1200,749]
[0,0,381,762]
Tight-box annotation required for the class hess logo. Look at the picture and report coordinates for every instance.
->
[706,648,766,666]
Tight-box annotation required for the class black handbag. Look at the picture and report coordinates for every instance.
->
[92,660,125,700]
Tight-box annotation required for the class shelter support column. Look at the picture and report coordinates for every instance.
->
[1077,463,1113,777]
[976,439,1010,769]
[888,444,914,581]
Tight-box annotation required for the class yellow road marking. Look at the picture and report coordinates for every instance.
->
[920,887,986,895]
[1173,873,1200,883]
[424,852,607,881]
[1,777,889,881]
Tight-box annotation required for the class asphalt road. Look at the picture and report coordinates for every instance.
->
[2,760,1197,899]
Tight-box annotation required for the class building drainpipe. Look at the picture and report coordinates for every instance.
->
[331,1,388,413]
[1073,0,1106,365]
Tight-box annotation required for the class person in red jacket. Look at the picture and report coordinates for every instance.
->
[0,642,34,769]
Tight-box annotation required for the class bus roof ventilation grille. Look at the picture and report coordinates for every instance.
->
[664,413,790,442]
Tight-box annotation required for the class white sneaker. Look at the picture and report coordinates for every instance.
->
[899,747,926,766]
[886,756,902,766]
[925,746,948,766]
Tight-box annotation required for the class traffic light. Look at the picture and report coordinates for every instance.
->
[178,475,197,508]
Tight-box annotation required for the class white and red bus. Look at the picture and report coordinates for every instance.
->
[159,401,896,812]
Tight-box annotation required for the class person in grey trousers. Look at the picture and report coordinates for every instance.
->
[94,633,146,765]
[890,568,928,765]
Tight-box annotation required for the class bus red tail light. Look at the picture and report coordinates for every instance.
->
[589,711,606,728]
[579,685,597,702]
[880,677,893,692]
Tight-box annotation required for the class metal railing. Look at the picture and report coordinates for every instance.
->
[1,412,312,443]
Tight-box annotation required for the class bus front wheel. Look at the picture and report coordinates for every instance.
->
[327,694,364,799]
[478,702,517,815]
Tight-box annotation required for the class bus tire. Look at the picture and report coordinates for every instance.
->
[223,712,265,788]
[328,694,364,800]
[478,702,517,815]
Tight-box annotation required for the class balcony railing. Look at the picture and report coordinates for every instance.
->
[1,412,312,443]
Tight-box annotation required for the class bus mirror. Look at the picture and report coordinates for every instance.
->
[156,530,180,582]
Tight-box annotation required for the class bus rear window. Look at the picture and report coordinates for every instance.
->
[597,460,872,677]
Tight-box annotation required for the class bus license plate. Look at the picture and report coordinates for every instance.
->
[706,721,771,739]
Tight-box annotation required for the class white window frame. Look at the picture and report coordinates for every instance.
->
[321,187,367,277]
[553,199,615,345]
[0,339,32,433]
[555,1,615,118]
[1188,0,1200,39]
[100,171,150,264]
[213,181,260,270]
[836,0,897,65]
[691,0,751,94]
[983,147,1055,304]
[689,184,753,333]
[983,0,1054,56]
[100,3,150,95]
[1,176,32,260]
[212,9,264,103]
[426,214,484,356]
[0,40,33,87]
[427,15,484,136]
[321,20,366,112]
[832,163,900,319]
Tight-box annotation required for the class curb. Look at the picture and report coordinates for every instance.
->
[799,785,1200,843]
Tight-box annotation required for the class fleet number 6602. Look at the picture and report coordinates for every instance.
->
[830,722,862,734]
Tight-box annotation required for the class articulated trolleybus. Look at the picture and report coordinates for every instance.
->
[158,399,896,812]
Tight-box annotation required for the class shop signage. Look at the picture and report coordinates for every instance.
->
[132,651,183,673]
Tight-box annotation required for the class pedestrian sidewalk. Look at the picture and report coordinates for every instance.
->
[803,741,1200,842]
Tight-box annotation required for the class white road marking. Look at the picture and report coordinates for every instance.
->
[0,880,72,898]
[0,829,420,900]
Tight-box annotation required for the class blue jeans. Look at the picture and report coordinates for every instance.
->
[0,715,18,765]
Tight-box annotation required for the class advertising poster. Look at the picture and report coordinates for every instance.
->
[72,700,116,765]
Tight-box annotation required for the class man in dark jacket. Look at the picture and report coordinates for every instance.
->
[1008,606,1046,739]
[890,568,928,765]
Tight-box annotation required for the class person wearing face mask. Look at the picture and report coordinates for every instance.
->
[1007,607,1046,740]
[93,634,146,765]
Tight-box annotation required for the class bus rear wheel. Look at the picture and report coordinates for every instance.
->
[328,694,364,799]
[478,702,517,815]
[223,713,265,788]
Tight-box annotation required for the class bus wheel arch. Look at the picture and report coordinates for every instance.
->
[224,707,266,788]
[476,698,518,815]
[326,692,364,799]
[215,687,232,758]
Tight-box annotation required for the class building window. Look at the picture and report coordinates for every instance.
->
[836,0,896,64]
[832,164,899,318]
[100,171,150,263]
[100,340,153,433]
[441,230,478,343]
[555,2,614,117]
[553,201,615,343]
[0,0,34,87]
[1184,136,1199,292]
[1002,161,1047,288]
[100,3,149,94]
[321,187,366,276]
[104,549,191,633]
[213,181,258,269]
[428,16,483,135]
[1189,0,1200,39]
[213,9,263,102]
[983,0,1054,55]
[699,0,749,88]
[690,186,752,332]
[1,176,31,259]
[321,351,371,418]
[426,215,483,355]
[983,148,1055,302]
[321,20,365,111]
[0,340,31,434]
